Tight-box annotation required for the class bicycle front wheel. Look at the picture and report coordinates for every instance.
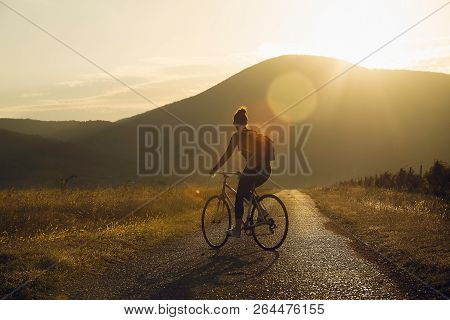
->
[201,195,231,249]
[251,194,288,250]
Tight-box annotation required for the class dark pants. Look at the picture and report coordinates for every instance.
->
[235,166,271,220]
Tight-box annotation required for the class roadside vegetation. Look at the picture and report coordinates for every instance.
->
[339,160,449,200]
[305,162,449,297]
[0,184,217,299]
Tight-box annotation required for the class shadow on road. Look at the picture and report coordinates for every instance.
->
[149,248,280,299]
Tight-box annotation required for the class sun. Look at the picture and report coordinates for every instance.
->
[259,0,423,70]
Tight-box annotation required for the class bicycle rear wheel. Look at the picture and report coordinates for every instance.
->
[201,195,231,249]
[250,194,288,250]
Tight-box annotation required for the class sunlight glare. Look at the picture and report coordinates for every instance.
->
[260,0,424,70]
[266,72,318,123]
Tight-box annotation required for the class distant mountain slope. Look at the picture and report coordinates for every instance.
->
[1,55,449,186]
[78,55,450,185]
[0,129,129,187]
[0,118,112,142]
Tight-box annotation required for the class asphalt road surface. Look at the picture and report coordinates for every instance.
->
[75,190,441,299]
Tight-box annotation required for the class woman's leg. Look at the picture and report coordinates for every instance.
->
[253,166,271,189]
[231,167,271,236]
[234,173,253,233]
[234,173,252,225]
[236,167,271,219]
[254,168,271,189]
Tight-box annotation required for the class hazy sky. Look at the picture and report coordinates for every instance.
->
[1,0,449,121]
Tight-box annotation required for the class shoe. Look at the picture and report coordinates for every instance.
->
[226,227,241,238]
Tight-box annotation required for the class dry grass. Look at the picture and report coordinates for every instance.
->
[0,184,217,299]
[304,186,450,296]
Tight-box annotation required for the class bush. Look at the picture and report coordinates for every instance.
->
[426,160,449,198]
[339,160,449,199]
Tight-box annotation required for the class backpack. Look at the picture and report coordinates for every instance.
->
[257,133,275,162]
[239,129,275,163]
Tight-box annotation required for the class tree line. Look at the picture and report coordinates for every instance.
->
[340,160,449,199]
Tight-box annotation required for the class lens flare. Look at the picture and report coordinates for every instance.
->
[266,72,318,123]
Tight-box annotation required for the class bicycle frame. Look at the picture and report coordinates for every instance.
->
[204,171,288,250]
[216,172,270,230]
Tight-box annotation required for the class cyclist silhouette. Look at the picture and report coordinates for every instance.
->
[209,107,271,237]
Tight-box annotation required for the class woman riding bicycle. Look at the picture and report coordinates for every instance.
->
[209,107,271,238]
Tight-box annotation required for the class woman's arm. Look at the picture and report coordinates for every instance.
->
[209,133,237,174]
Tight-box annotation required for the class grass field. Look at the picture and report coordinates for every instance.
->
[0,184,219,299]
[304,186,450,296]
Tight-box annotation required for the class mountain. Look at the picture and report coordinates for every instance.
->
[1,55,449,186]
[0,119,112,142]
[0,129,128,187]
[78,55,450,185]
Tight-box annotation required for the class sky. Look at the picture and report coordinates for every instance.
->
[1,0,449,121]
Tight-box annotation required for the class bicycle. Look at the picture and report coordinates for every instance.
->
[201,171,289,250]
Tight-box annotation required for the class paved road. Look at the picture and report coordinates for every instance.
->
[76,190,440,299]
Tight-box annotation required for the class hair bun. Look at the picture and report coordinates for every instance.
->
[236,107,246,115]
[233,106,248,125]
